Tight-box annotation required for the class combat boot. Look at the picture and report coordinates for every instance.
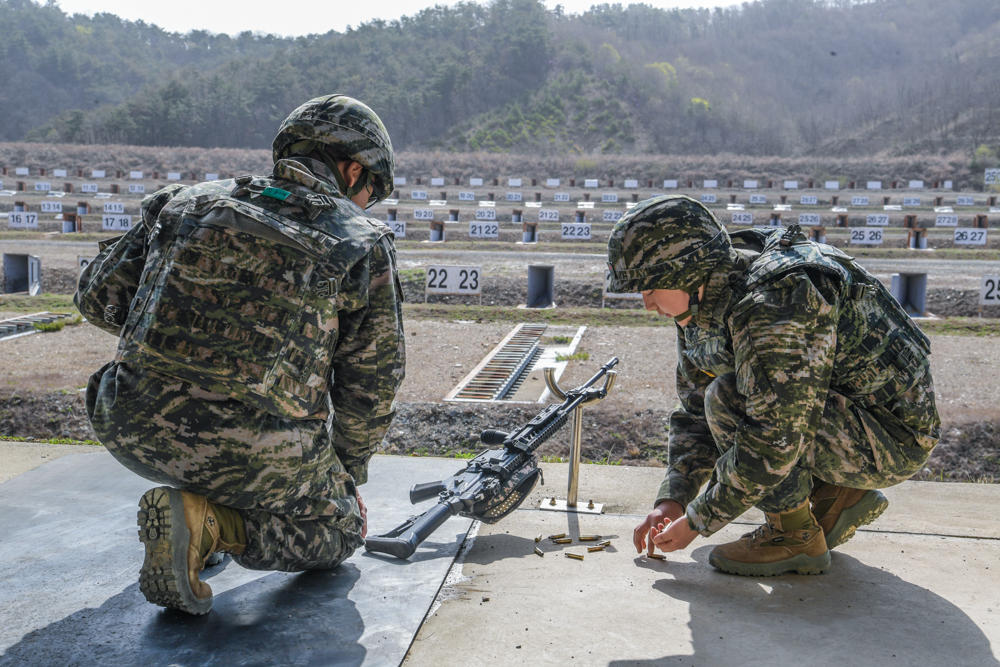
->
[137,487,247,615]
[709,500,830,576]
[811,483,889,549]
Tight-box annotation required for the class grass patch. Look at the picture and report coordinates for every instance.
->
[0,435,102,446]
[33,315,82,332]
[0,293,79,316]
[919,317,1000,337]
[403,303,670,327]
[556,351,590,362]
[550,335,573,344]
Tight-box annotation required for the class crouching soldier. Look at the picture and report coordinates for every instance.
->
[76,95,406,613]
[613,195,940,576]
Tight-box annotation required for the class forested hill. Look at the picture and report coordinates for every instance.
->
[4,0,1000,161]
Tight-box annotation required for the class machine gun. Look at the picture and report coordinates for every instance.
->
[365,357,619,559]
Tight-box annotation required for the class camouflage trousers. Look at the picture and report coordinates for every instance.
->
[86,362,364,572]
[705,371,941,514]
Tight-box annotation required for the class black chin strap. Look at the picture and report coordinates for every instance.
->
[672,289,701,323]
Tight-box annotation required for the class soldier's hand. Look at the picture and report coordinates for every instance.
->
[652,515,698,553]
[357,492,368,539]
[634,500,685,555]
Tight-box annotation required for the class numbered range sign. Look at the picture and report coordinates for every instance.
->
[104,202,126,214]
[129,184,145,194]
[935,214,959,227]
[40,201,62,213]
[801,196,818,205]
[954,229,987,245]
[851,196,870,206]
[506,192,522,202]
[603,210,623,222]
[411,190,428,200]
[388,220,406,238]
[413,208,434,221]
[459,191,475,201]
[601,193,618,203]
[539,209,559,222]
[903,197,921,207]
[749,194,767,204]
[981,275,1000,306]
[77,255,95,275]
[866,214,890,227]
[956,196,976,206]
[799,213,822,226]
[8,211,38,229]
[468,221,498,238]
[425,266,482,295]
[984,168,1000,186]
[554,193,570,202]
[81,183,98,193]
[34,182,51,191]
[731,212,754,225]
[561,223,591,240]
[700,194,717,204]
[850,228,883,245]
[102,214,132,231]
[475,208,496,221]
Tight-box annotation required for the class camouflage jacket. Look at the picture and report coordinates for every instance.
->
[76,158,405,484]
[655,230,935,535]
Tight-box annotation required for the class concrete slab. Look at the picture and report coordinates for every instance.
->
[530,462,1000,539]
[405,510,1000,667]
[0,452,472,667]
[0,441,103,484]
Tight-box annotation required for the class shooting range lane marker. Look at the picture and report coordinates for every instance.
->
[444,323,547,402]
[427,520,482,618]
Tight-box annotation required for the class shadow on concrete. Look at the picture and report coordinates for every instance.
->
[610,545,999,667]
[1,564,365,667]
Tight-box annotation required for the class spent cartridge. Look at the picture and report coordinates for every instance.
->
[565,553,585,561]
[548,533,567,540]
[578,535,602,542]
[534,547,544,557]
[534,534,543,543]
[587,546,606,553]
[552,538,573,544]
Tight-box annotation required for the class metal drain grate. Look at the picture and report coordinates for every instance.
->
[444,323,547,402]
[0,312,75,340]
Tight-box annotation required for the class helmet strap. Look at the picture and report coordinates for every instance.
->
[672,288,701,323]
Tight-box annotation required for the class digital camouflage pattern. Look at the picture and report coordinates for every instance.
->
[606,195,735,295]
[641,226,940,535]
[111,161,394,421]
[77,155,405,571]
[272,95,395,208]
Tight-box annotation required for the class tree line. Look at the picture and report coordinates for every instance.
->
[3,0,1000,163]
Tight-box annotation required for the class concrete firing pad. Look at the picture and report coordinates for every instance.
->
[0,452,472,667]
[404,508,1000,667]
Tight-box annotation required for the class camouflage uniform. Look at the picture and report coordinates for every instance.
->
[607,196,940,537]
[77,99,405,572]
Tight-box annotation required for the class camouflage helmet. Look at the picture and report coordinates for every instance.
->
[272,94,394,207]
[606,195,733,295]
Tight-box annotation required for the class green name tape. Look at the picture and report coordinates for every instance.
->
[262,187,292,201]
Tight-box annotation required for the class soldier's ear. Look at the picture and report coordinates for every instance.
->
[340,160,364,188]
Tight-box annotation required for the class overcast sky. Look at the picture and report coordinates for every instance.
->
[53,0,736,37]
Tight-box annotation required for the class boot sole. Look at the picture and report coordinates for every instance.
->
[709,550,831,577]
[825,489,889,549]
[137,487,212,615]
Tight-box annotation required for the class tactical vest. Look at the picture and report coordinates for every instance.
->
[115,176,389,419]
[741,226,931,408]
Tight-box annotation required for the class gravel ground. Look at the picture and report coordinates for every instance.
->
[2,319,996,480]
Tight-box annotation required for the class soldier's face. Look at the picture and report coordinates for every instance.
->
[642,288,694,325]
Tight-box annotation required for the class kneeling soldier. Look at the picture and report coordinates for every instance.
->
[615,196,939,576]
[76,95,405,613]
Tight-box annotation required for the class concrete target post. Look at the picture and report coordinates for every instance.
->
[810,227,826,244]
[890,273,928,317]
[429,220,445,243]
[3,254,41,295]
[522,221,538,244]
[525,265,555,309]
